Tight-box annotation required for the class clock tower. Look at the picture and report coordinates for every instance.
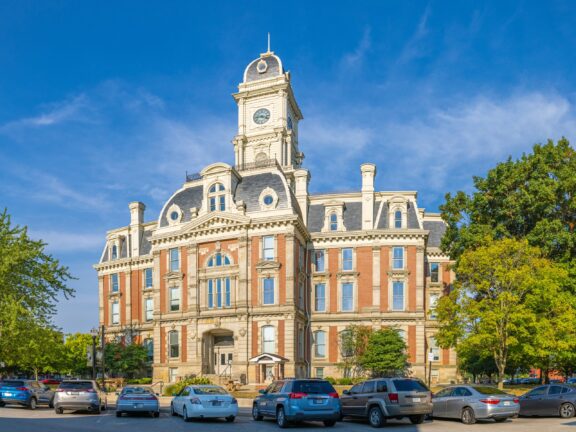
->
[232,49,304,173]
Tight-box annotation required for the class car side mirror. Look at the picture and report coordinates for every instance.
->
[115,392,120,396]
[259,389,267,395]
[342,390,350,395]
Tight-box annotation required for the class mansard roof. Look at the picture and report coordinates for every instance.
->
[423,220,446,248]
[243,53,284,83]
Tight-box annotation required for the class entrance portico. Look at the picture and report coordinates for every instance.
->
[249,353,288,384]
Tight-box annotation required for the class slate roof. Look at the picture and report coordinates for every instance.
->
[235,172,289,212]
[307,204,325,232]
[245,55,283,82]
[423,221,446,248]
[141,230,152,255]
[407,203,421,229]
[159,186,203,227]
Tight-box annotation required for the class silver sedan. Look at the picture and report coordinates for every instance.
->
[432,385,520,424]
[116,386,160,418]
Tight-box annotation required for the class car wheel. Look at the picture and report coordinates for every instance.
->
[323,420,336,427]
[29,398,37,410]
[55,407,64,414]
[276,406,289,428]
[95,404,101,415]
[102,401,107,411]
[368,406,385,428]
[116,411,122,417]
[252,404,263,421]
[409,414,425,424]
[461,407,476,425]
[49,397,54,409]
[226,416,235,422]
[171,403,177,416]
[0,402,5,408]
[560,403,576,418]
[154,411,160,418]
[183,405,190,422]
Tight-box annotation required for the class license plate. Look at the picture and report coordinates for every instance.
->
[134,403,143,408]
[70,392,79,395]
[504,401,510,406]
[412,398,421,402]
[212,401,221,406]
[313,398,323,404]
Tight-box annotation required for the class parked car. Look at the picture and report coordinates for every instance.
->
[432,385,519,424]
[0,379,54,409]
[519,384,576,418]
[116,386,159,418]
[252,379,340,428]
[567,378,576,385]
[171,384,238,422]
[341,377,431,427]
[53,380,107,414]
[41,379,61,386]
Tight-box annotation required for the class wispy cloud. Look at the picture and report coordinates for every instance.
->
[341,27,371,69]
[396,4,432,66]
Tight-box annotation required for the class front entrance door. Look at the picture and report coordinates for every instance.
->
[214,346,234,376]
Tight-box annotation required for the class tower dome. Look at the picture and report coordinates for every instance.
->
[242,51,284,83]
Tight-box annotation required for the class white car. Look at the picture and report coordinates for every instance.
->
[171,385,238,422]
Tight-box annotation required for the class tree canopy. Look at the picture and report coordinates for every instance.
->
[359,328,409,377]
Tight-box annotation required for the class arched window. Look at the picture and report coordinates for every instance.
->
[143,338,153,363]
[394,210,403,229]
[314,331,326,358]
[207,252,231,267]
[111,245,118,260]
[261,325,275,353]
[168,331,179,358]
[330,212,338,231]
[208,183,225,212]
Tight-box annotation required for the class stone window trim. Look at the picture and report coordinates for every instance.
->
[389,276,407,312]
[313,281,329,313]
[321,201,347,232]
[206,276,233,309]
[338,279,357,313]
[168,247,180,273]
[143,296,154,322]
[167,330,180,359]
[388,196,408,229]
[205,251,234,268]
[259,274,278,306]
[143,268,153,290]
[207,181,227,212]
[312,330,327,359]
[340,247,356,272]
[167,284,181,313]
[313,249,327,273]
[258,187,279,210]
[166,203,183,226]
[110,300,120,325]
[428,262,442,284]
[261,234,277,261]
[391,246,405,270]
[260,324,277,354]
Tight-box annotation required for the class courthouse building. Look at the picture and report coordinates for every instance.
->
[94,49,457,385]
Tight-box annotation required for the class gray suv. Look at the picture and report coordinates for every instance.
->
[341,378,432,427]
[53,380,107,414]
[252,379,341,428]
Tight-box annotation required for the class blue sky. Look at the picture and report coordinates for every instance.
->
[1,1,575,333]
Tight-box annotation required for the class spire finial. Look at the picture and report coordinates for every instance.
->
[267,32,271,53]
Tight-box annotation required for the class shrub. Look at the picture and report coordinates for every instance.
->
[324,376,336,384]
[337,377,353,385]
[163,376,212,396]
[126,378,152,385]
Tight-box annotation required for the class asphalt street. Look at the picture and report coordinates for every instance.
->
[0,406,574,432]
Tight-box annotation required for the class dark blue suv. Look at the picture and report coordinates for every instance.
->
[0,379,54,409]
[252,379,341,428]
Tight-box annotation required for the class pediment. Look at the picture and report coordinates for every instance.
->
[256,260,282,271]
[183,212,250,233]
[164,271,183,282]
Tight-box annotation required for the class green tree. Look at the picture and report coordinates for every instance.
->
[359,328,409,377]
[105,342,148,379]
[0,210,74,367]
[436,238,569,389]
[338,325,372,378]
[19,326,66,380]
[63,333,94,376]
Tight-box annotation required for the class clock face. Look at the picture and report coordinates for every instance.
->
[253,108,271,125]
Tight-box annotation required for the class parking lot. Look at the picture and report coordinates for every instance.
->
[0,405,572,432]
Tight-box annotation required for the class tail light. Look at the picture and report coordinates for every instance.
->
[289,392,308,399]
[513,398,520,404]
[388,393,399,404]
[189,397,201,404]
[480,399,500,405]
[328,392,339,398]
[231,398,238,404]
[16,387,29,391]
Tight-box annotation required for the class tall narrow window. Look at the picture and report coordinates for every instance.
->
[263,277,274,305]
[314,283,326,312]
[144,268,153,289]
[225,277,231,307]
[168,331,179,358]
[207,277,231,308]
[216,278,222,308]
[299,244,305,270]
[208,280,214,308]
[393,247,404,269]
[169,286,180,311]
[111,273,119,292]
[169,248,179,272]
[392,281,405,310]
[330,212,338,231]
[298,281,304,309]
[314,250,325,272]
[394,210,403,229]
[430,262,440,283]
[208,183,225,212]
[143,338,153,363]
[145,298,154,321]
[429,293,439,319]
[341,282,353,311]
[314,331,326,358]
[111,245,118,260]
[342,248,353,271]
[262,325,275,353]
[263,236,274,261]
[111,301,119,324]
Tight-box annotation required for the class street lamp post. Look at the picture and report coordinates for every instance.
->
[100,325,106,390]
[90,328,98,380]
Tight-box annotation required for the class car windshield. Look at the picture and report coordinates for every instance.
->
[192,386,227,395]
[0,380,25,387]
[393,379,429,392]
[474,386,509,395]
[292,380,336,394]
[60,381,93,390]
[122,387,152,394]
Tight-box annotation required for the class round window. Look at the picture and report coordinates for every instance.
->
[170,211,179,221]
[263,195,274,206]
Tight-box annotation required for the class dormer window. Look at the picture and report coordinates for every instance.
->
[394,210,403,229]
[208,183,226,212]
[111,245,118,260]
[330,213,338,231]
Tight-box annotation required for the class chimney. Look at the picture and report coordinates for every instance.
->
[129,201,145,257]
[361,163,376,230]
[293,169,310,225]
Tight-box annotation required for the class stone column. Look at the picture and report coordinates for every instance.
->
[237,236,249,309]
[188,244,198,313]
[372,246,380,309]
[416,245,425,311]
[285,234,295,305]
[125,270,132,324]
[98,275,104,324]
